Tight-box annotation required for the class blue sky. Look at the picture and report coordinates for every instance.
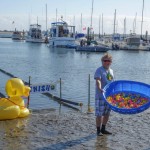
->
[0,0,150,34]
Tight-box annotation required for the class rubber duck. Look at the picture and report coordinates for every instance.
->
[0,78,30,120]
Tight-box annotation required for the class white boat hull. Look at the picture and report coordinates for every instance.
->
[76,45,109,52]
[26,37,44,43]
[12,34,24,40]
[48,37,76,48]
[12,37,24,40]
[120,44,150,51]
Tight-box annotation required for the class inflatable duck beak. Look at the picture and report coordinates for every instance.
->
[23,86,31,97]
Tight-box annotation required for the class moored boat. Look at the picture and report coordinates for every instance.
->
[12,29,25,40]
[119,34,150,51]
[76,45,110,52]
[48,19,76,48]
[26,24,45,43]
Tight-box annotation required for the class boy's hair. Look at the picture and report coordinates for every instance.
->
[101,53,112,61]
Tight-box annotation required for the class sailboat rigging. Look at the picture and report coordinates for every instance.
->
[141,0,144,37]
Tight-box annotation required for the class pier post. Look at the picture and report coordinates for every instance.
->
[87,74,93,113]
[27,76,31,108]
[59,78,62,114]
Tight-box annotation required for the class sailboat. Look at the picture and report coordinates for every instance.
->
[76,0,110,52]
[75,13,86,45]
[119,0,150,51]
[141,0,144,38]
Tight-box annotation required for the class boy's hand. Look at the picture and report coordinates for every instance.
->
[100,89,105,93]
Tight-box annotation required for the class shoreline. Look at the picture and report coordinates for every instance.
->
[0,108,150,150]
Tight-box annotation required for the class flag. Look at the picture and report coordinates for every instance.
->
[83,27,86,30]
[12,21,15,24]
[30,83,56,93]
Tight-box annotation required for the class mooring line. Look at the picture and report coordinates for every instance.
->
[0,68,29,85]
[0,68,16,78]
[0,92,5,98]
[43,92,83,107]
[43,93,81,111]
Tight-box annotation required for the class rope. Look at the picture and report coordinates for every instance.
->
[0,98,25,109]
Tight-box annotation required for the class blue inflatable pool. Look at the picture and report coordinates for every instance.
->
[103,80,150,114]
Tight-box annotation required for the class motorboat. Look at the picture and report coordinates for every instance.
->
[76,40,110,52]
[48,19,76,48]
[26,24,45,43]
[76,45,109,52]
[119,34,149,50]
[12,29,24,40]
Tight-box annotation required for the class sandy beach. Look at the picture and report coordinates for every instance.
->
[0,108,150,150]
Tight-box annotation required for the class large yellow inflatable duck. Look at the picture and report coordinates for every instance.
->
[0,78,30,120]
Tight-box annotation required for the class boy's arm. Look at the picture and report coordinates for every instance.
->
[95,77,104,93]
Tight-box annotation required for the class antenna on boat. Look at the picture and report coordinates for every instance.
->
[141,0,144,37]
[37,16,38,25]
[60,16,66,24]
[28,13,31,28]
[61,16,63,21]
[73,15,75,26]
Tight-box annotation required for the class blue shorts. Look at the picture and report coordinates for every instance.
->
[95,99,111,116]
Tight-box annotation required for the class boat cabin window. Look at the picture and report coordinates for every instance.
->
[29,25,42,39]
[50,22,75,38]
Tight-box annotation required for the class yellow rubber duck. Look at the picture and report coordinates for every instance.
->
[0,78,30,120]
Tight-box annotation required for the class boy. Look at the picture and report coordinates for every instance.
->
[94,53,114,136]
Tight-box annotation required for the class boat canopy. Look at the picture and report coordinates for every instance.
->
[51,22,66,25]
[75,33,85,39]
[30,24,41,29]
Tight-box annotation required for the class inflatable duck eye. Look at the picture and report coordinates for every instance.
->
[5,78,30,97]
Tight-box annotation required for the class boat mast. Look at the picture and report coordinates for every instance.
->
[28,13,31,28]
[113,9,116,35]
[141,0,144,37]
[46,4,47,31]
[81,13,82,33]
[116,20,118,33]
[90,0,94,37]
[102,13,103,37]
[123,17,126,38]
[133,12,137,34]
[99,15,101,38]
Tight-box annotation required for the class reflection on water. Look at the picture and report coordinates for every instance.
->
[0,117,30,149]
[95,136,109,150]
[0,38,150,110]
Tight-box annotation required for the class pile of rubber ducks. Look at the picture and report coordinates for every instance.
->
[107,92,149,109]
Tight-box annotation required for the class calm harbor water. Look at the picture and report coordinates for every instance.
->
[0,38,150,110]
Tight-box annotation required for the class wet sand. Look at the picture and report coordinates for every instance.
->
[0,108,150,150]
